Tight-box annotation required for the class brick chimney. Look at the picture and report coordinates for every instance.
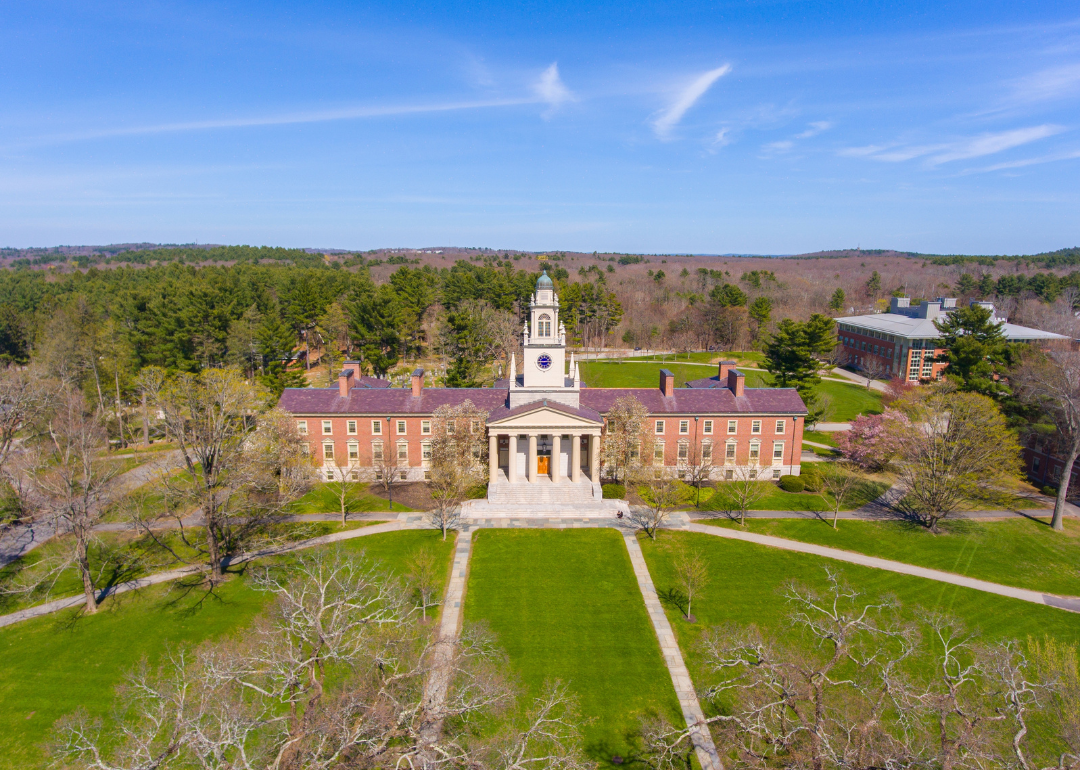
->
[411,367,425,397]
[659,369,675,397]
[343,360,362,379]
[718,360,736,381]
[727,368,745,397]
[338,368,354,397]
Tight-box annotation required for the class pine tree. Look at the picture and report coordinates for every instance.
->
[828,287,846,312]
[865,270,881,297]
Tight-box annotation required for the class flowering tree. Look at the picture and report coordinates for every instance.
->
[836,412,902,472]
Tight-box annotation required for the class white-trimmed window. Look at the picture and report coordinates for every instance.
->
[421,420,431,435]
[372,420,382,435]
[654,441,665,463]
[751,420,761,434]
[421,441,432,463]
[297,420,308,435]
[322,420,333,435]
[372,441,384,463]
[725,469,734,480]
[300,443,310,456]
[347,441,359,462]
[538,313,552,337]
[397,441,409,464]
[749,468,758,479]
[679,420,689,435]
[727,420,737,435]
[772,468,782,479]
[677,441,689,462]
[725,442,736,463]
[772,442,784,464]
[326,469,335,481]
[774,420,785,434]
[655,420,665,434]
[346,420,357,435]
[630,441,641,461]
[471,420,481,434]
[396,420,407,435]
[702,442,713,463]
[703,419,713,435]
[748,442,760,463]
[322,442,334,461]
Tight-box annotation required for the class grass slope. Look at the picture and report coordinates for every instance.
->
[639,532,1080,695]
[0,530,454,768]
[464,529,680,763]
[698,517,1080,596]
[287,482,413,514]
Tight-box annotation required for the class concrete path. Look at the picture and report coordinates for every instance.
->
[813,422,852,432]
[623,531,722,770]
[685,522,1080,613]
[828,367,889,392]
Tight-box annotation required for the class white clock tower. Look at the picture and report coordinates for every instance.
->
[508,270,581,408]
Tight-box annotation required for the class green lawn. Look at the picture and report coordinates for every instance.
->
[639,532,1080,701]
[803,429,839,447]
[695,517,1080,596]
[287,482,412,514]
[743,370,883,422]
[0,529,454,768]
[464,529,680,764]
[579,360,721,389]
[691,477,889,512]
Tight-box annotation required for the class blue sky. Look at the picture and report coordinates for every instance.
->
[2,1,1079,254]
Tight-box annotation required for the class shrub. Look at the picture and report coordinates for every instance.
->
[778,475,804,493]
[466,484,488,500]
[1041,485,1058,497]
[799,465,823,492]
[602,483,626,499]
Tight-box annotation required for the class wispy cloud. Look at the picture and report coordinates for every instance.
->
[712,128,732,148]
[961,148,1080,174]
[761,140,794,154]
[652,65,732,139]
[838,125,1064,166]
[6,97,542,149]
[533,63,574,115]
[795,121,832,139]
[1010,63,1080,104]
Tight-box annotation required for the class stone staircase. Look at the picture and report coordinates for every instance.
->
[461,474,629,518]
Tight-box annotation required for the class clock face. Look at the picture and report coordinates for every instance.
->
[536,354,553,371]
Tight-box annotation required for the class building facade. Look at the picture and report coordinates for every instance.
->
[278,272,807,511]
[836,296,1070,382]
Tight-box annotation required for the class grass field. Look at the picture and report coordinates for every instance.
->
[464,529,680,764]
[689,476,889,512]
[696,517,1080,596]
[0,529,454,768]
[639,531,1080,696]
[581,362,883,423]
[803,429,839,446]
[287,482,413,515]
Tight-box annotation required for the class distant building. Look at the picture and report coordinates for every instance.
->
[835,297,1070,382]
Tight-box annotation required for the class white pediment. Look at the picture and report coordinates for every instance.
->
[488,405,601,431]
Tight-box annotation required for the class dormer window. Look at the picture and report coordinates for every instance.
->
[538,313,552,337]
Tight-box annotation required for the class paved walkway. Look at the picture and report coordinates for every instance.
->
[685,522,1080,613]
[623,531,722,770]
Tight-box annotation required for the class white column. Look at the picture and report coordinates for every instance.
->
[589,433,600,481]
[552,435,561,483]
[528,433,538,482]
[571,433,581,482]
[508,434,518,483]
[488,434,498,485]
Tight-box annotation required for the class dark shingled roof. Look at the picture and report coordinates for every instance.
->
[488,399,603,424]
[355,376,391,389]
[579,387,806,415]
[279,384,805,417]
[684,376,725,389]
[278,387,508,415]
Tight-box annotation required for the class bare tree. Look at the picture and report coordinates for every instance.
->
[642,569,1072,770]
[817,460,863,529]
[141,369,308,581]
[601,395,653,485]
[673,545,709,621]
[51,548,593,770]
[427,401,487,540]
[1013,349,1080,531]
[681,433,714,507]
[0,365,50,475]
[26,389,120,613]
[408,544,442,622]
[324,456,363,525]
[374,432,404,509]
[859,356,893,389]
[717,465,770,526]
[630,465,681,539]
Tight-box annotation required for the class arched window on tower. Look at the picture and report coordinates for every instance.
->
[538,313,552,337]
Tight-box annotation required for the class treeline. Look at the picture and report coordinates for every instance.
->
[0,259,622,408]
[925,246,1080,269]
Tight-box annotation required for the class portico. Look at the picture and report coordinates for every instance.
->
[485,401,603,489]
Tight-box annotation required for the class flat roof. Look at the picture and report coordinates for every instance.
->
[835,312,1069,341]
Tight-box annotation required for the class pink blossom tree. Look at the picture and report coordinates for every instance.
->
[836,411,904,471]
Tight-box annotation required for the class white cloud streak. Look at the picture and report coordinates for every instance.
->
[795,121,832,139]
[838,125,1064,166]
[6,97,541,149]
[962,148,1080,174]
[652,64,732,139]
[1010,63,1080,104]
